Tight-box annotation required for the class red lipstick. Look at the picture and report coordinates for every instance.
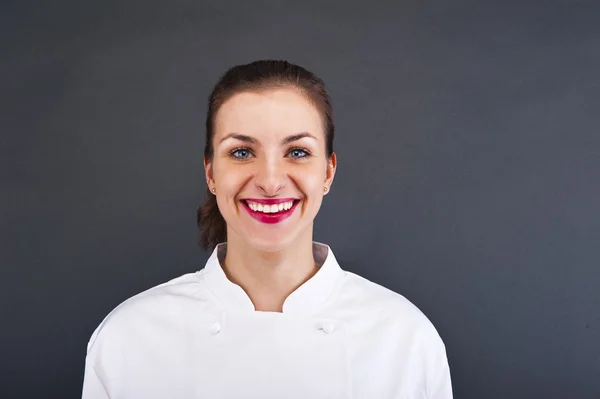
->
[241,198,300,224]
[243,198,297,205]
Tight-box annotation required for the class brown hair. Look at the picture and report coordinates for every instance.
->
[197,60,335,251]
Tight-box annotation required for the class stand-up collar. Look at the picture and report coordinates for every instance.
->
[202,242,345,315]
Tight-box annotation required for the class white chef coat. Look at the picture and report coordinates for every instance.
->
[82,242,452,399]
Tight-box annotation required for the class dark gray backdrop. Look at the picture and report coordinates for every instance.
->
[2,1,599,398]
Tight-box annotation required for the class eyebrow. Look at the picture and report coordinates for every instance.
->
[219,132,317,146]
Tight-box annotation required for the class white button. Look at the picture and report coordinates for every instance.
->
[210,322,221,335]
[321,322,335,334]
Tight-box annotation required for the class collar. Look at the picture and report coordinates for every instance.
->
[202,241,345,315]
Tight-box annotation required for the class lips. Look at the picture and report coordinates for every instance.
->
[243,198,297,205]
[241,199,300,224]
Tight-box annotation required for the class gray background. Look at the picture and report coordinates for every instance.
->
[2,0,599,398]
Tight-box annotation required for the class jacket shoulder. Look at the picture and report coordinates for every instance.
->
[338,271,443,336]
[85,271,210,353]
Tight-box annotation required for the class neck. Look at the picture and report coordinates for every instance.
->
[222,232,318,312]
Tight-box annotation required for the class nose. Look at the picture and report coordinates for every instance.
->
[254,156,286,196]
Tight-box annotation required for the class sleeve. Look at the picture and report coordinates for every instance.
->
[81,362,110,399]
[81,322,111,399]
[426,331,453,399]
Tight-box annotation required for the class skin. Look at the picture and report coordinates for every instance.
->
[204,88,337,312]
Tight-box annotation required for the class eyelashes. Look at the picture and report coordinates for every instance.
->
[228,147,312,161]
[228,148,252,160]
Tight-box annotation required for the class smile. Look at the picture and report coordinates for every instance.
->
[241,198,300,224]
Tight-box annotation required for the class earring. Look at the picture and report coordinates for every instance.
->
[211,188,216,194]
[324,186,329,192]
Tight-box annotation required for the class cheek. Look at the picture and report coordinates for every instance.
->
[298,167,327,198]
[213,162,240,189]
[213,169,243,208]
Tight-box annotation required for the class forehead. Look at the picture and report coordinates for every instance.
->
[214,89,324,140]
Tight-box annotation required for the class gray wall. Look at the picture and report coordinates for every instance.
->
[2,1,599,398]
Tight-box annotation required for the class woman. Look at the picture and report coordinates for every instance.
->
[82,60,453,398]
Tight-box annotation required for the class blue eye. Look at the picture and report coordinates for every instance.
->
[230,148,253,160]
[288,148,311,159]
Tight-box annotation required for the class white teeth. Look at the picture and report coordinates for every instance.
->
[246,200,294,214]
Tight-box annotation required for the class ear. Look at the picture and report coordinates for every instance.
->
[204,157,214,189]
[324,152,337,195]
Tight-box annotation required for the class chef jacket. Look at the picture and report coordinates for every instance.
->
[82,242,452,398]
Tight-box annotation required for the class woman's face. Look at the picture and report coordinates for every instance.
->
[205,88,336,252]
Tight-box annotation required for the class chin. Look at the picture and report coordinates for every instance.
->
[244,233,295,253]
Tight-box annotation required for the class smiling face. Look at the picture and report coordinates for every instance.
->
[205,88,336,252]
